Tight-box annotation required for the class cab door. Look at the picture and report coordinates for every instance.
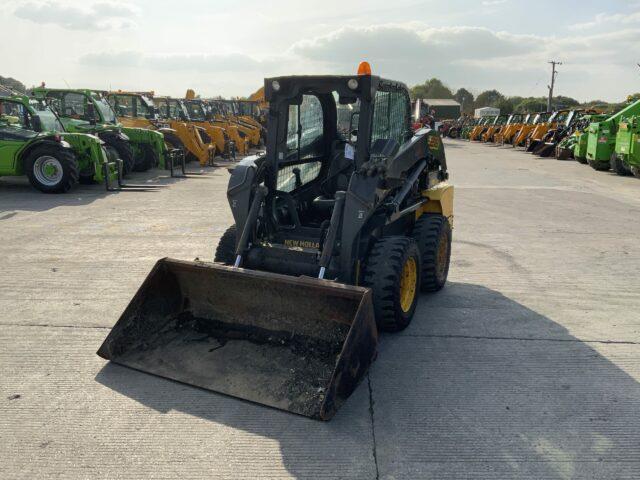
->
[0,100,35,175]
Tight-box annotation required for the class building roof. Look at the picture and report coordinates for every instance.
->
[421,99,461,107]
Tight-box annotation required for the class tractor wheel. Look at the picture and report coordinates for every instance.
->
[576,156,588,165]
[362,236,421,332]
[134,144,158,172]
[214,225,237,265]
[631,166,640,179]
[106,137,135,176]
[587,159,610,171]
[610,153,632,176]
[556,146,572,160]
[448,128,460,139]
[412,214,452,292]
[25,145,79,193]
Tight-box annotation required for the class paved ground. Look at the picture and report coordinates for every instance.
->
[1,141,639,479]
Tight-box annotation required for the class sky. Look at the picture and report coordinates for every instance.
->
[2,0,640,101]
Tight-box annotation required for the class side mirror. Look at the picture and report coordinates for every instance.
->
[87,103,97,125]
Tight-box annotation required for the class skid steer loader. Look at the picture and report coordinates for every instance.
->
[98,65,454,420]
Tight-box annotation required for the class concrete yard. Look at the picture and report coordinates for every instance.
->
[1,141,639,479]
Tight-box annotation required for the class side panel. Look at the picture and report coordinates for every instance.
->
[417,183,454,226]
[0,140,24,175]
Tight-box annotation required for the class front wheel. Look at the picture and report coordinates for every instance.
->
[214,225,237,265]
[105,137,134,176]
[25,145,79,193]
[363,236,421,332]
[134,144,158,172]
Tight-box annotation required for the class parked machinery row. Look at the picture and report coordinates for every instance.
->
[0,86,266,193]
[453,98,640,180]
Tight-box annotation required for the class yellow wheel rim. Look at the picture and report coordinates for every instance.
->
[399,257,417,313]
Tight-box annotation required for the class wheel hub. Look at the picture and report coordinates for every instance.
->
[33,156,63,186]
[399,257,417,313]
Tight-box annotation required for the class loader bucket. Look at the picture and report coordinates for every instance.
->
[97,258,377,420]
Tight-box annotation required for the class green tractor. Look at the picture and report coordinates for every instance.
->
[31,87,173,175]
[613,115,640,178]
[585,98,640,172]
[0,93,120,193]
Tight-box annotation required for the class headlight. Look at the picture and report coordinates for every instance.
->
[347,79,358,90]
[271,80,280,92]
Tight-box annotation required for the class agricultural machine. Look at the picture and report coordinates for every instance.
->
[0,93,120,193]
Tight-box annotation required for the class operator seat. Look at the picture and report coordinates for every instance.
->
[312,141,354,211]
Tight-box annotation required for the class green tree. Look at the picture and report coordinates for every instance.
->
[474,89,505,108]
[453,88,474,113]
[514,97,547,113]
[553,95,580,108]
[410,78,453,100]
[496,98,514,115]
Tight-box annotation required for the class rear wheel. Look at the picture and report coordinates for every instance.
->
[610,153,632,176]
[412,214,452,292]
[362,236,421,332]
[632,166,640,179]
[214,225,237,265]
[25,145,79,193]
[576,156,588,165]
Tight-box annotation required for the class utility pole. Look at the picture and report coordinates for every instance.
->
[547,60,562,111]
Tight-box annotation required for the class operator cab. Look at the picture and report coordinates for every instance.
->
[262,75,412,249]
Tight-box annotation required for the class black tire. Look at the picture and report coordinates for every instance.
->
[556,146,572,160]
[448,128,460,139]
[576,156,588,165]
[412,214,452,292]
[587,159,610,171]
[214,225,237,265]
[24,145,79,193]
[362,236,421,332]
[610,153,632,176]
[105,137,134,176]
[133,144,158,172]
[631,166,640,179]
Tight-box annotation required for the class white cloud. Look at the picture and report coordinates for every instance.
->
[14,0,138,31]
[569,9,640,30]
[79,51,264,72]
